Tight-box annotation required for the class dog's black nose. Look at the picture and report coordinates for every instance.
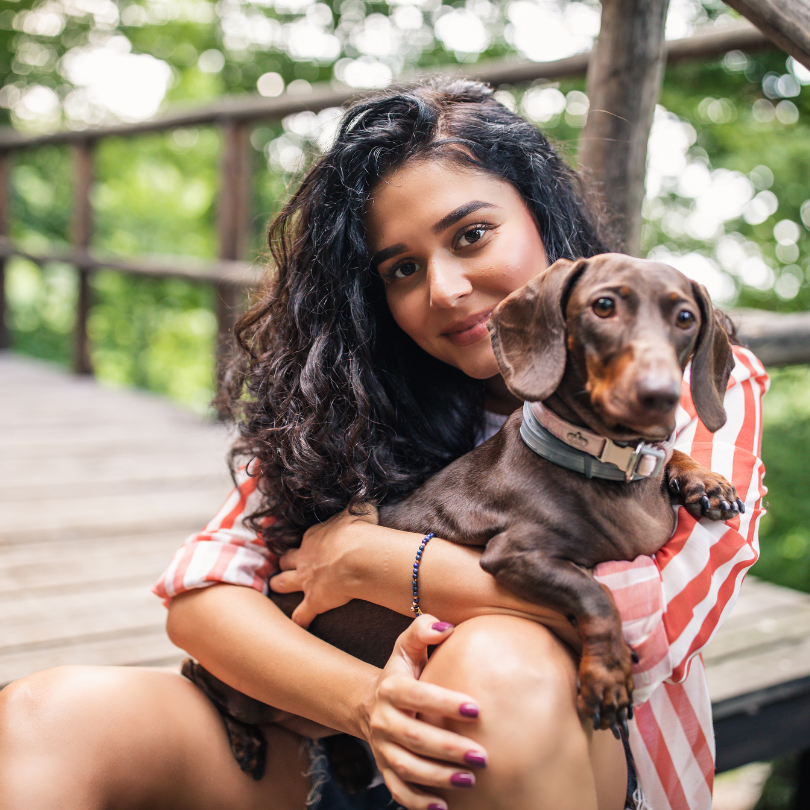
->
[638,379,680,414]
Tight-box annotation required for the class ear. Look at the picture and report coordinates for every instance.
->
[688,281,735,433]
[488,258,589,402]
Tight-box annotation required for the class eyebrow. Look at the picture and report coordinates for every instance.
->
[432,200,498,234]
[370,200,499,269]
[370,243,407,270]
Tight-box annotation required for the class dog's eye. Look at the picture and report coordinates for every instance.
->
[676,310,696,329]
[593,298,615,318]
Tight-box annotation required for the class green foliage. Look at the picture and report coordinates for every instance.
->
[88,271,217,413]
[756,365,810,593]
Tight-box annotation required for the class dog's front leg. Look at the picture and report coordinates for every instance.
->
[480,531,633,733]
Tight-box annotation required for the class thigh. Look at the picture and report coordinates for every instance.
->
[420,615,627,810]
[0,665,311,810]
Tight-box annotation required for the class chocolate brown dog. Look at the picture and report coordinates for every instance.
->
[185,253,740,778]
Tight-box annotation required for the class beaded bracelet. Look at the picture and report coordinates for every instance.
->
[410,532,435,616]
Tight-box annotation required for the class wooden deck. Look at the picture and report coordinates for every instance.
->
[1,351,809,770]
[0,352,233,685]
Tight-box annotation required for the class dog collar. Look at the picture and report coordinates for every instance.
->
[520,401,673,483]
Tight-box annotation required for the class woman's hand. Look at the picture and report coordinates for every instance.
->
[269,505,380,628]
[362,615,487,810]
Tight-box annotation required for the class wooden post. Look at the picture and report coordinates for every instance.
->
[73,139,94,375]
[216,120,252,387]
[723,0,810,71]
[0,151,9,351]
[578,0,671,256]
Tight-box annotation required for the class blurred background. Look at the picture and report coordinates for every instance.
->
[0,1,808,804]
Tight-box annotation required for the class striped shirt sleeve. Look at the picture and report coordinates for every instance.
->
[593,346,769,704]
[152,469,279,604]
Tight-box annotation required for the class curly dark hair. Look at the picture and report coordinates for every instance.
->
[221,78,612,553]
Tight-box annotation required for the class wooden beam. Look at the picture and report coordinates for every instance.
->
[73,139,94,376]
[578,0,671,256]
[215,121,252,387]
[0,238,261,288]
[0,153,8,351]
[724,0,810,71]
[734,308,810,366]
[0,23,771,151]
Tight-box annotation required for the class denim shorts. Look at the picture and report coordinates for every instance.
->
[307,735,640,810]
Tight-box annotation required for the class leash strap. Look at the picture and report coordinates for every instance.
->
[520,402,672,482]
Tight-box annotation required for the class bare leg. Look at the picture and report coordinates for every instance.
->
[420,615,627,810]
[0,665,312,810]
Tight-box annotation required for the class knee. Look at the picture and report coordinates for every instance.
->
[427,615,578,715]
[0,666,131,772]
[422,616,587,768]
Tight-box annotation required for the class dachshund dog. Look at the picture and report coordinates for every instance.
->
[184,253,740,781]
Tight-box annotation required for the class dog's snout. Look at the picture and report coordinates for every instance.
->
[637,378,681,414]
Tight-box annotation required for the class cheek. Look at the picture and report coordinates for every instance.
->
[385,288,425,344]
[498,228,548,289]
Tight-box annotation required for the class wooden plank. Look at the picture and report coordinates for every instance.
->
[0,630,185,687]
[0,357,234,684]
[578,0,671,255]
[724,0,810,71]
[706,578,810,702]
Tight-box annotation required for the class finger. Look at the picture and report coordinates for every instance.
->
[278,550,299,571]
[268,571,302,593]
[380,744,477,791]
[291,600,318,629]
[378,674,480,722]
[377,706,487,766]
[392,614,455,669]
[381,769,447,810]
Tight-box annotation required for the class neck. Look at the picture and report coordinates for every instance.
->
[484,374,522,415]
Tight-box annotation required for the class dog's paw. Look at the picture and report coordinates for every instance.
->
[669,468,743,521]
[576,646,634,736]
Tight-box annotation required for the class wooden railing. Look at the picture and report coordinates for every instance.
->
[1,21,807,378]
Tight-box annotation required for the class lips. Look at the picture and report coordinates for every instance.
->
[442,308,494,347]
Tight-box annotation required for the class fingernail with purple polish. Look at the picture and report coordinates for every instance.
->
[432,622,454,632]
[428,804,446,810]
[459,702,479,718]
[451,773,475,788]
[464,750,487,768]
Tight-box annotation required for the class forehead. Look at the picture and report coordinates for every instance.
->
[573,256,693,299]
[365,159,523,244]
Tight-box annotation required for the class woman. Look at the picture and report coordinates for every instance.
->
[0,80,767,810]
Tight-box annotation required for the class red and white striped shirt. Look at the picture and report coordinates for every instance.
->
[154,345,768,810]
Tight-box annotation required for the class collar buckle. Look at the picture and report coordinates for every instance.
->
[600,439,667,482]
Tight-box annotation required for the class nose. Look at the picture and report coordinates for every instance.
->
[637,378,681,415]
[633,344,682,415]
[427,256,473,308]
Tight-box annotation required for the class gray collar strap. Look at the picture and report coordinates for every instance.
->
[519,401,673,483]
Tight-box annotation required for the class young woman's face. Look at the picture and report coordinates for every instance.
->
[366,159,548,380]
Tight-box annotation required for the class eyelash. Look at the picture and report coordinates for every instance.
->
[381,222,495,280]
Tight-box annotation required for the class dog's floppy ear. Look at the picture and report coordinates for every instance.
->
[488,258,589,402]
[688,281,734,433]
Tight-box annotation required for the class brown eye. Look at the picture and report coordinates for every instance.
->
[593,297,615,318]
[676,310,696,329]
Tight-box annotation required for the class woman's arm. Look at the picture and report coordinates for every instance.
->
[167,583,377,738]
[271,510,580,650]
[592,346,769,703]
